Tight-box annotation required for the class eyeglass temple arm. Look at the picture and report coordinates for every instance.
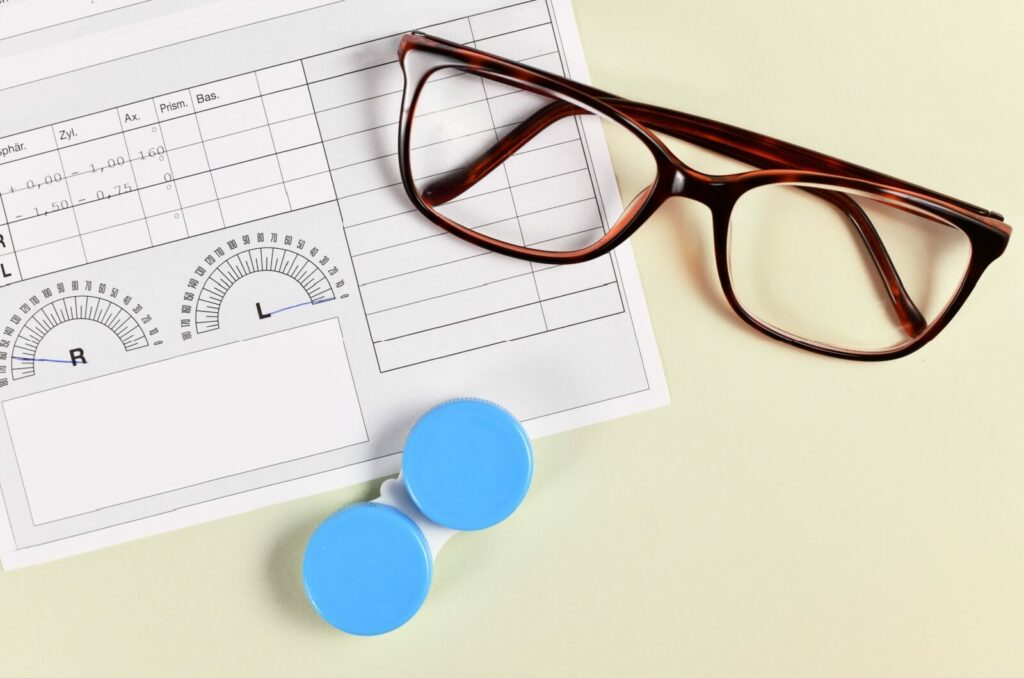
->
[609,99,1001,217]
[596,100,936,336]
[420,99,927,336]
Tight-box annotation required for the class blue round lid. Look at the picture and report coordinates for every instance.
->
[302,503,432,635]
[403,399,533,531]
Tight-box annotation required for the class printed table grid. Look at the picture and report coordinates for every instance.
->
[0,0,625,372]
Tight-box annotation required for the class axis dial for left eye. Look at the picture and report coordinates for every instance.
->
[179,231,347,340]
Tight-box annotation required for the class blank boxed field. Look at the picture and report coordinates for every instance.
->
[196,99,266,139]
[184,202,224,236]
[278,145,329,181]
[435,188,517,229]
[203,127,275,169]
[534,255,616,300]
[469,0,548,40]
[512,168,594,214]
[16,237,85,278]
[541,283,623,330]
[285,174,335,209]
[160,116,202,149]
[475,23,557,61]
[367,273,539,342]
[520,197,601,245]
[336,182,408,225]
[219,184,289,226]
[270,116,322,152]
[506,140,586,186]
[409,101,491,148]
[212,156,282,197]
[10,211,79,250]
[166,144,210,178]
[138,183,182,216]
[261,87,314,124]
[346,209,443,256]
[308,62,403,111]
[323,125,396,169]
[302,37,396,84]
[81,220,150,261]
[148,211,188,245]
[354,218,520,284]
[359,251,530,314]
[175,173,218,207]
[376,303,545,371]
[5,320,366,524]
[256,62,305,95]
[332,156,399,198]
[315,93,400,141]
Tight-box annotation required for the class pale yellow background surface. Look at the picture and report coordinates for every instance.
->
[2,2,1022,676]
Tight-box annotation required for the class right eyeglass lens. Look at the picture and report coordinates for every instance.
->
[728,184,973,353]
[408,66,657,254]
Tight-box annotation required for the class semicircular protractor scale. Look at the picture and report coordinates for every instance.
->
[182,233,345,338]
[0,282,160,385]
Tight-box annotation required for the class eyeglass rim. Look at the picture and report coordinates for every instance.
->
[395,32,1010,361]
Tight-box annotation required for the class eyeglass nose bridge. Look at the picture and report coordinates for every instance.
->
[662,162,728,207]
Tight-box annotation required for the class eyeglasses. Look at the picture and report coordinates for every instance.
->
[395,32,1011,361]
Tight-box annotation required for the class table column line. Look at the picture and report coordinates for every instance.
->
[46,126,88,266]
[145,99,189,237]
[300,57,381,370]
[253,78,292,212]
[186,88,228,231]
[468,22,548,332]
[114,112,155,249]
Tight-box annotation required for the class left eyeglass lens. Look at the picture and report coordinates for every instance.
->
[727,183,973,352]
[407,66,657,254]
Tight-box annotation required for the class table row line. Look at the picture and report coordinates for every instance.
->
[367,253,618,340]
[0,18,558,166]
[0,69,572,221]
[1,131,597,248]
[375,281,623,372]
[0,46,562,203]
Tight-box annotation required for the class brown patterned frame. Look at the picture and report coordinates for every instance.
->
[396,32,1011,361]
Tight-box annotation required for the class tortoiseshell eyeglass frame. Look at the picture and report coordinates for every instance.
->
[396,32,1011,361]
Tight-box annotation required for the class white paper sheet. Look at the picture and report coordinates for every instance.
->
[0,0,149,42]
[0,0,668,569]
